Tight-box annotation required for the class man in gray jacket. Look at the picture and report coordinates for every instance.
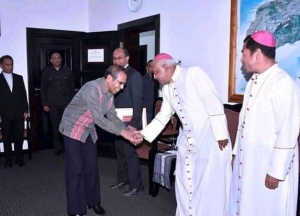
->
[59,64,139,216]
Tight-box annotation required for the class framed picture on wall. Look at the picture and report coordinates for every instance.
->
[87,48,104,63]
[228,0,300,103]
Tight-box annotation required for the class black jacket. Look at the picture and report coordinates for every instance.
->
[0,72,28,120]
[142,73,155,115]
[41,65,75,107]
[114,66,143,129]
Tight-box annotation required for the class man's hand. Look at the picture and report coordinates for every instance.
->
[265,174,280,189]
[24,113,28,119]
[132,131,144,144]
[218,139,228,150]
[43,106,50,112]
[127,125,137,132]
[120,129,141,145]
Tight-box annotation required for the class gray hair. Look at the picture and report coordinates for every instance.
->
[164,59,177,66]
[104,64,126,78]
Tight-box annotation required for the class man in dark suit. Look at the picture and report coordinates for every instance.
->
[0,55,28,168]
[142,60,155,124]
[110,48,144,196]
[41,52,75,156]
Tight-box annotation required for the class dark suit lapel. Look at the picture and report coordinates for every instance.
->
[12,74,17,93]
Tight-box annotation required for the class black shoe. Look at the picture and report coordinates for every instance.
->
[87,205,106,215]
[15,161,26,167]
[54,150,62,156]
[4,161,12,169]
[123,186,144,196]
[110,182,130,189]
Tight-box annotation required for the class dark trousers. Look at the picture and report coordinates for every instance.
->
[115,137,143,189]
[49,106,66,152]
[146,112,154,125]
[2,116,24,164]
[64,135,100,215]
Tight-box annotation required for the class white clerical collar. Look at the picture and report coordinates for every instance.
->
[2,71,13,78]
[124,64,129,69]
[254,63,278,80]
[170,65,180,82]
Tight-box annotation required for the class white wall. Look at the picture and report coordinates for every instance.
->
[139,30,155,62]
[0,0,89,91]
[0,0,232,102]
[89,0,232,102]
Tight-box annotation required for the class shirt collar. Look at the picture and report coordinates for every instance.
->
[2,72,13,77]
[99,77,113,98]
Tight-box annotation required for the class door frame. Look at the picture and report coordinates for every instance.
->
[118,14,160,56]
[118,14,160,98]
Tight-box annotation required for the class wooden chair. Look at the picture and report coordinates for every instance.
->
[0,117,32,160]
[224,108,239,148]
[147,99,179,196]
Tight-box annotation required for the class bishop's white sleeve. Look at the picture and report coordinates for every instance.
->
[267,77,300,181]
[140,86,174,143]
[190,66,229,142]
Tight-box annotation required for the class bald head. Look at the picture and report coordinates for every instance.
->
[113,48,129,67]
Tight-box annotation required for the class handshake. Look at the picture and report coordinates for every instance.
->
[121,126,144,145]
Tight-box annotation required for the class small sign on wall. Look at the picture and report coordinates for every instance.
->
[87,49,104,63]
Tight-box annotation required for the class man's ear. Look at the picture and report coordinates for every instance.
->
[255,49,262,60]
[107,74,113,82]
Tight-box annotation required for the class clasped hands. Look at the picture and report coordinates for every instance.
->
[121,125,144,146]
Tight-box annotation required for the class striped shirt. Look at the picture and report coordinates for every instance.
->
[59,77,126,143]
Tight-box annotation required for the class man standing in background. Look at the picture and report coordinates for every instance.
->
[143,60,155,124]
[41,51,74,156]
[110,48,144,196]
[0,55,28,168]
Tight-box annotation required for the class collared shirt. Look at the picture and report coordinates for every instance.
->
[59,77,126,143]
[2,72,13,92]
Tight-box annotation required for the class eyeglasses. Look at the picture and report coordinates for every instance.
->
[111,74,126,86]
[113,56,126,61]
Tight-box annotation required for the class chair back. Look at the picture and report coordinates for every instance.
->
[224,108,239,148]
[154,99,179,136]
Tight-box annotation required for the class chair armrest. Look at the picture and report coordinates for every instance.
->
[161,130,178,136]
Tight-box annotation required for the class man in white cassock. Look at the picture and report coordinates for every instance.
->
[137,53,232,216]
[229,31,300,216]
